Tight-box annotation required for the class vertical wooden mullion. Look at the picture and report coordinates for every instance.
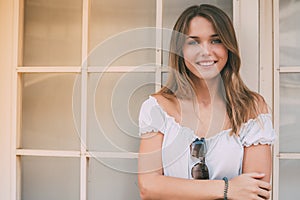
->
[80,70,88,200]
[18,0,24,68]
[273,0,280,199]
[259,0,273,107]
[155,0,162,92]
[233,0,240,41]
[259,0,278,199]
[15,73,23,200]
[12,0,24,199]
[80,0,89,200]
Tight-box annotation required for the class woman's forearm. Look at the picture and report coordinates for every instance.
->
[138,173,224,200]
[242,144,272,182]
[138,171,271,200]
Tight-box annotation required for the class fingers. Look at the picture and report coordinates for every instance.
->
[247,172,266,179]
[243,173,271,191]
[258,180,272,191]
[257,187,271,199]
[257,195,267,200]
[242,173,271,199]
[257,180,271,200]
[254,179,271,199]
[229,173,271,200]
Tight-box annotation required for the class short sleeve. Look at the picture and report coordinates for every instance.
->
[138,97,167,136]
[239,114,276,147]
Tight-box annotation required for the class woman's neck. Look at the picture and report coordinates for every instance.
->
[191,76,224,106]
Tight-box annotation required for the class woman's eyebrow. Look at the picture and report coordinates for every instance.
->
[186,34,219,39]
[186,36,199,39]
[211,34,219,37]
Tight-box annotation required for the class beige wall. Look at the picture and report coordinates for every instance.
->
[0,0,13,199]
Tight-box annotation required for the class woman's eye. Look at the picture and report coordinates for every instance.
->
[211,39,222,44]
[187,40,198,45]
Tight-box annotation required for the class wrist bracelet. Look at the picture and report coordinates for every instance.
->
[222,177,228,200]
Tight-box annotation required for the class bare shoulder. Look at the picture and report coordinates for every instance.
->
[151,93,180,119]
[254,93,269,114]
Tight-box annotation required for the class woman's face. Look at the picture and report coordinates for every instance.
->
[182,16,228,80]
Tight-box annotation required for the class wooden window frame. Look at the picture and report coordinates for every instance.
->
[273,0,300,199]
[9,0,271,200]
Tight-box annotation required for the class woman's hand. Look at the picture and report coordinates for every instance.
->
[228,173,271,200]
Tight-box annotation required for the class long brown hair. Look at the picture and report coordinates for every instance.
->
[157,4,263,135]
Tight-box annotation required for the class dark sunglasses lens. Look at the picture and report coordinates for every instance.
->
[191,163,209,179]
[191,139,206,158]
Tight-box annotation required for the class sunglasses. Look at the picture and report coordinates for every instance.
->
[190,137,209,179]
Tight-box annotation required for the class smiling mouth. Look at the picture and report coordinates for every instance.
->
[196,61,216,67]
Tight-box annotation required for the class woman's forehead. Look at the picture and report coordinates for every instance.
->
[186,16,216,37]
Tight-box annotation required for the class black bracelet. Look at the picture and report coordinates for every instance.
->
[223,177,228,200]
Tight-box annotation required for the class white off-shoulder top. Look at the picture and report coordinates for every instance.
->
[139,96,276,180]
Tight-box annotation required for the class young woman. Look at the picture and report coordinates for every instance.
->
[138,4,275,200]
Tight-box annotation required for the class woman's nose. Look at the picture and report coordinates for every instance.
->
[198,43,211,56]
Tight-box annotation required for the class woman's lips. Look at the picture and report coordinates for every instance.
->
[196,60,216,67]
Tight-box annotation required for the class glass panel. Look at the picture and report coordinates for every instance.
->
[21,156,80,200]
[23,0,82,66]
[88,0,156,66]
[279,159,300,199]
[279,73,300,152]
[87,72,155,152]
[279,0,300,66]
[162,72,169,86]
[162,0,233,65]
[21,73,81,150]
[88,158,140,200]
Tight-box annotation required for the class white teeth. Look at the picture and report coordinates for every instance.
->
[198,61,214,66]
